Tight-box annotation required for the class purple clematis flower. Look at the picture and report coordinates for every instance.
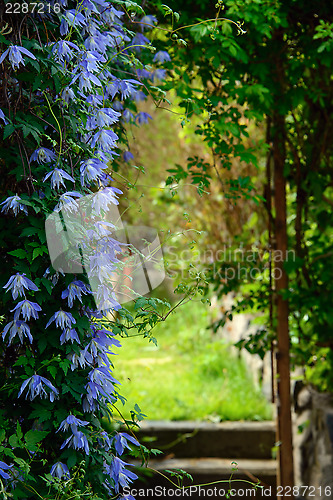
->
[72,70,102,92]
[0,461,12,480]
[54,191,82,212]
[46,310,76,329]
[136,112,152,125]
[60,10,86,36]
[96,108,121,128]
[43,168,75,190]
[60,328,80,345]
[60,431,90,455]
[61,87,76,103]
[0,45,36,70]
[80,158,108,186]
[139,14,157,31]
[57,414,89,433]
[2,320,32,344]
[90,129,119,150]
[153,50,171,63]
[104,457,138,493]
[51,40,79,63]
[61,280,90,307]
[50,462,70,479]
[91,187,122,214]
[123,151,134,162]
[18,375,59,402]
[11,300,42,321]
[0,108,8,125]
[4,273,38,300]
[112,432,140,456]
[1,194,28,216]
[30,147,57,164]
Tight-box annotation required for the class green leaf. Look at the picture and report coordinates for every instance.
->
[16,422,23,440]
[3,123,15,139]
[8,249,26,259]
[32,247,43,260]
[47,365,57,379]
[24,430,48,451]
[0,429,5,444]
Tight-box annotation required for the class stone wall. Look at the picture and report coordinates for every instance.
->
[293,384,333,499]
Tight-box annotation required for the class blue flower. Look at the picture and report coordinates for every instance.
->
[85,366,119,407]
[0,45,36,70]
[18,375,59,402]
[79,51,105,73]
[43,168,75,190]
[51,40,79,63]
[50,462,70,480]
[104,457,138,493]
[4,273,38,300]
[139,15,157,31]
[84,34,107,53]
[123,151,134,162]
[153,50,171,63]
[0,108,8,125]
[90,129,119,151]
[11,300,42,321]
[62,280,90,307]
[106,78,141,101]
[136,68,152,80]
[69,347,93,370]
[72,71,102,92]
[60,10,86,36]
[96,108,121,128]
[91,187,122,214]
[0,461,12,480]
[61,87,76,104]
[136,112,152,125]
[2,320,33,344]
[60,328,80,345]
[87,329,121,358]
[46,310,76,329]
[30,147,57,164]
[80,158,108,186]
[57,414,89,434]
[60,430,90,455]
[122,109,134,123]
[54,191,82,212]
[1,194,28,216]
[131,32,150,51]
[85,94,104,107]
[152,68,167,81]
[113,432,140,456]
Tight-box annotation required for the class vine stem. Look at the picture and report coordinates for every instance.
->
[43,92,62,166]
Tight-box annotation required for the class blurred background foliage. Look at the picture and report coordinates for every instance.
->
[111,0,333,414]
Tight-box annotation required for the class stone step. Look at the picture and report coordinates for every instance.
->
[136,420,276,460]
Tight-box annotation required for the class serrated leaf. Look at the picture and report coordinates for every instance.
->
[47,365,57,379]
[60,359,71,376]
[24,430,48,451]
[29,408,51,423]
[3,123,15,140]
[8,249,26,259]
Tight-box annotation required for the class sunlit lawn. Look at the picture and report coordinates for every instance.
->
[112,300,273,421]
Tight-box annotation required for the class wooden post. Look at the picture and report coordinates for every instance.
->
[273,111,294,495]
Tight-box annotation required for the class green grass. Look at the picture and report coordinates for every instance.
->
[112,300,273,421]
